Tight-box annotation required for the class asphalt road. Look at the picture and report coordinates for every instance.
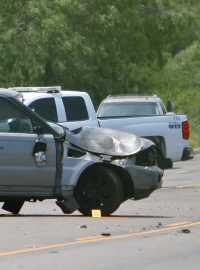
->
[0,154,200,270]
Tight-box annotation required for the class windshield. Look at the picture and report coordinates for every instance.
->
[98,101,159,117]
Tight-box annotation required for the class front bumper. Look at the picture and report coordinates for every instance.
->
[124,165,163,200]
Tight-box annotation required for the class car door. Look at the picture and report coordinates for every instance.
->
[0,97,57,195]
[61,96,96,130]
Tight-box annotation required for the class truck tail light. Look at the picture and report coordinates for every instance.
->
[182,120,190,140]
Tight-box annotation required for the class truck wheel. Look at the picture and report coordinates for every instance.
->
[74,166,123,216]
[156,148,173,169]
[156,148,165,170]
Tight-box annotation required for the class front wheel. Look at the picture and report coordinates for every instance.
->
[74,165,123,216]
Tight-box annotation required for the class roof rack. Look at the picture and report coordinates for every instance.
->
[107,94,158,98]
[9,86,61,93]
[106,94,158,100]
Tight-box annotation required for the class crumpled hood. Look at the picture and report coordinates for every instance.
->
[66,127,143,156]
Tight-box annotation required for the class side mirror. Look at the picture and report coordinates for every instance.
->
[166,100,174,112]
[8,118,20,132]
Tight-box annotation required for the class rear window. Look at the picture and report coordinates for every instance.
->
[29,98,58,122]
[98,101,159,117]
[62,96,89,121]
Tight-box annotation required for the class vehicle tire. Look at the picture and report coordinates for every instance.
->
[156,147,173,169]
[74,165,124,216]
[156,147,165,170]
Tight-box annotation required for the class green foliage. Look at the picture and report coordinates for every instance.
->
[155,42,200,90]
[153,88,200,148]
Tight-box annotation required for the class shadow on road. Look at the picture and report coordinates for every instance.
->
[0,213,172,218]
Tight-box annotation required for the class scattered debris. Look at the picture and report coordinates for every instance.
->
[80,225,87,229]
[156,222,162,228]
[101,233,111,237]
[180,228,191,234]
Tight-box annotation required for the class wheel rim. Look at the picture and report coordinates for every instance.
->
[79,174,112,209]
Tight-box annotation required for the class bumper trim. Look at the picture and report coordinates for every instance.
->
[125,165,163,200]
[181,147,193,161]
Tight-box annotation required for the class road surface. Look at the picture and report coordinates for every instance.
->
[0,154,200,269]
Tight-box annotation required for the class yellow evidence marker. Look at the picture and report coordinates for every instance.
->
[92,209,102,218]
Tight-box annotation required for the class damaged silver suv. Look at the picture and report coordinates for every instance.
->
[0,89,163,216]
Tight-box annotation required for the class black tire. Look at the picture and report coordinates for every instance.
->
[156,147,173,169]
[156,147,166,170]
[74,165,123,216]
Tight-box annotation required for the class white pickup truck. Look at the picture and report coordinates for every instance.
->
[10,87,191,169]
[97,95,191,167]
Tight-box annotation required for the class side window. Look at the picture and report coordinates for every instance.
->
[0,97,33,133]
[29,98,58,122]
[159,101,167,114]
[62,96,89,121]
